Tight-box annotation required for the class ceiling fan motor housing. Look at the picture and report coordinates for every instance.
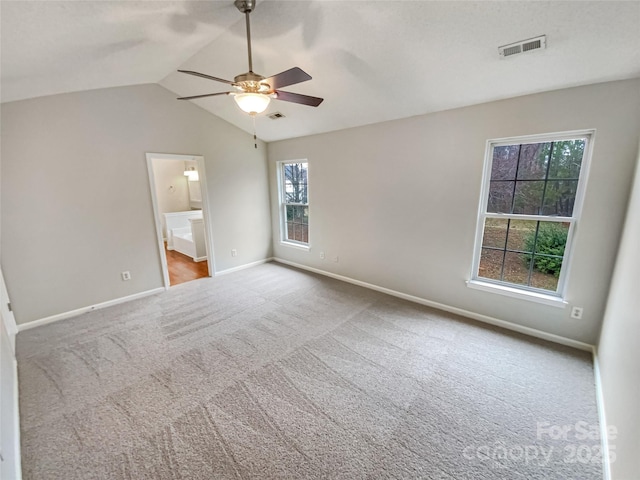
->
[234,72,271,93]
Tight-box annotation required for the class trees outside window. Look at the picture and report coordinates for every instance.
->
[279,162,309,245]
[472,132,592,296]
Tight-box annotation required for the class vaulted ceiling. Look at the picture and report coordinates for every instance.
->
[2,1,639,142]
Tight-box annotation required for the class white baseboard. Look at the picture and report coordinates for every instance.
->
[273,258,594,352]
[17,287,165,332]
[215,257,274,276]
[17,257,275,331]
[194,256,207,262]
[592,348,612,480]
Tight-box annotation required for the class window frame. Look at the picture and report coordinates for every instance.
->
[469,130,595,304]
[277,160,310,249]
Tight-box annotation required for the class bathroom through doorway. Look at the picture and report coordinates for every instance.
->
[146,153,215,288]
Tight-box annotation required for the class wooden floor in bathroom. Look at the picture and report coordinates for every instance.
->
[165,243,209,286]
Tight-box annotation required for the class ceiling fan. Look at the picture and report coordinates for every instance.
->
[177,0,324,116]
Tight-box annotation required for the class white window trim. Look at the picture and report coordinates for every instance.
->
[469,129,595,303]
[277,160,310,249]
[466,279,568,308]
[279,240,311,251]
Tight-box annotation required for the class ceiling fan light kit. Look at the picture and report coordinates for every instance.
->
[234,92,271,114]
[177,0,323,143]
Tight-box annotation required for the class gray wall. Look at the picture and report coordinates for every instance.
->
[268,79,640,345]
[1,84,272,324]
[597,143,640,480]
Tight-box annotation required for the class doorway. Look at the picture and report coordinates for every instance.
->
[146,153,215,288]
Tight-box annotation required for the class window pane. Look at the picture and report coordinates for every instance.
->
[291,223,307,243]
[548,140,584,179]
[488,181,514,213]
[541,180,578,216]
[292,205,303,222]
[284,163,308,203]
[532,222,568,257]
[477,220,565,292]
[513,181,544,214]
[293,223,302,242]
[487,140,585,216]
[531,253,564,277]
[529,222,568,291]
[491,145,519,180]
[502,252,530,286]
[479,248,503,281]
[289,205,304,223]
[516,143,551,180]
[482,218,508,249]
[506,220,537,252]
[284,205,309,243]
[530,261,560,291]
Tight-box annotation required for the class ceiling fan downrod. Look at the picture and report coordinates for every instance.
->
[235,0,256,73]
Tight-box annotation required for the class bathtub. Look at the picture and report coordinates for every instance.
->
[169,218,207,262]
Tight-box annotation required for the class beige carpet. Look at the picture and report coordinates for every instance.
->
[17,263,601,479]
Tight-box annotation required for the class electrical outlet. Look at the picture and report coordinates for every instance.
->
[121,271,131,281]
[231,249,237,257]
[570,306,584,319]
[320,251,325,259]
[332,255,339,263]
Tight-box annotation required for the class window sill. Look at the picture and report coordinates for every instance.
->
[466,279,568,308]
[279,241,310,252]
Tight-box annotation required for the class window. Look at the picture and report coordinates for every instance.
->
[279,161,309,246]
[470,131,593,299]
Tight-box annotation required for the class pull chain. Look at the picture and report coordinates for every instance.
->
[252,113,257,149]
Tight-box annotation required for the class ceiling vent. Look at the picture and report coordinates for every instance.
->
[499,35,546,59]
[268,112,286,120]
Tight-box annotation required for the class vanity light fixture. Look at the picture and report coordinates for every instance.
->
[184,166,199,181]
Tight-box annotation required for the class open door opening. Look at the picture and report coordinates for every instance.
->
[146,153,215,288]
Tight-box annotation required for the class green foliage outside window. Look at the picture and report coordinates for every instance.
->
[524,223,568,277]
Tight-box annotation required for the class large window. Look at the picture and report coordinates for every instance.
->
[279,161,309,246]
[471,131,593,299]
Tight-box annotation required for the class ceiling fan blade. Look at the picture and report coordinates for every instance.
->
[177,92,232,100]
[265,67,312,90]
[178,70,234,85]
[274,90,324,107]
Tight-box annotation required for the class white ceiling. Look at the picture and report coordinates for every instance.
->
[2,1,640,142]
